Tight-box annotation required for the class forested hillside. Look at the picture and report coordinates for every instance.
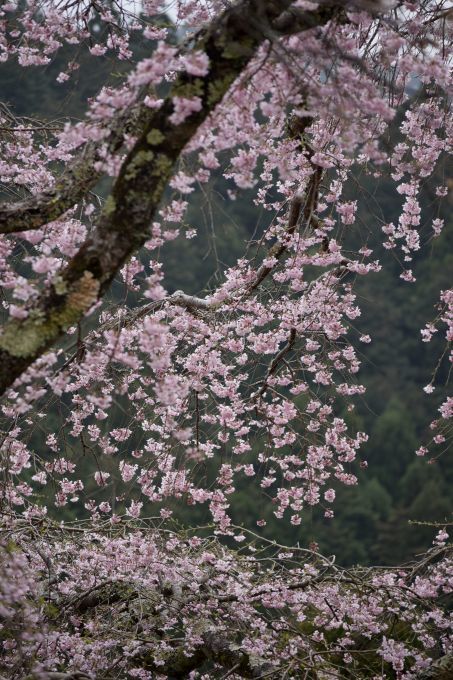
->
[1,7,451,566]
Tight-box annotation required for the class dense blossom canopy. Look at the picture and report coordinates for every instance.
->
[0,0,451,678]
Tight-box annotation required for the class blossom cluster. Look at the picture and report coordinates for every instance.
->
[0,521,451,679]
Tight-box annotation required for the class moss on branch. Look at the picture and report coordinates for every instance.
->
[0,0,335,396]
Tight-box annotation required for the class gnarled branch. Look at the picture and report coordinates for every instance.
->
[0,0,337,397]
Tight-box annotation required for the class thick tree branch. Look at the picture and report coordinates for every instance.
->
[0,0,337,397]
[0,0,334,237]
[273,3,344,34]
[140,631,277,678]
[0,102,153,236]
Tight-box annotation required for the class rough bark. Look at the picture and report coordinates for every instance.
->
[0,102,153,236]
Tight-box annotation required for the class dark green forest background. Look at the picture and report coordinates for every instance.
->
[1,7,451,566]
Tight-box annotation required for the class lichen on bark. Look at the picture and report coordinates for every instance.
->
[0,271,99,359]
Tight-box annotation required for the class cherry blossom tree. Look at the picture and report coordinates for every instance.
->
[0,0,451,678]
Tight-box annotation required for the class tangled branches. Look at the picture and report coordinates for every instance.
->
[0,519,451,679]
